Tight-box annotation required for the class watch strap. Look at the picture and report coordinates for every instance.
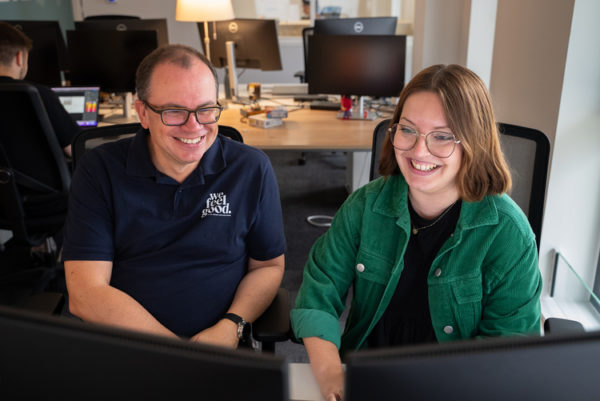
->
[223,313,248,340]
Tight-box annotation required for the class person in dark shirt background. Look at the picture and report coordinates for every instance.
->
[0,21,79,157]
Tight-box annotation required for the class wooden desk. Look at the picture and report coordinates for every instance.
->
[219,107,380,151]
[220,107,382,191]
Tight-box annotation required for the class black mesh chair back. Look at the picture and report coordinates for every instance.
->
[498,123,550,250]
[370,118,392,181]
[0,83,70,247]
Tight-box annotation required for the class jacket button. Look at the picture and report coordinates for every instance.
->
[443,325,454,334]
[356,263,365,272]
[434,268,442,277]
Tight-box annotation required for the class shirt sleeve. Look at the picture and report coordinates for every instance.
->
[61,151,115,261]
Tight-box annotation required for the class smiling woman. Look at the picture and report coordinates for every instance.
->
[290,64,542,401]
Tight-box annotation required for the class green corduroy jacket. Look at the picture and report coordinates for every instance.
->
[291,174,542,354]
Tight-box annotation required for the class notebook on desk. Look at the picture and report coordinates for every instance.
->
[52,86,100,127]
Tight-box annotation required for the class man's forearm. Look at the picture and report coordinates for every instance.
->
[227,255,285,322]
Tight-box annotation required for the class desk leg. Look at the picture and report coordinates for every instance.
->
[346,151,371,193]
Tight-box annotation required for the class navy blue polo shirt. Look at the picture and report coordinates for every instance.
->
[62,129,286,337]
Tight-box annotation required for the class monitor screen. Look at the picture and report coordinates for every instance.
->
[313,17,398,35]
[52,86,100,127]
[198,19,282,71]
[67,30,158,93]
[0,305,289,400]
[74,18,169,47]
[2,20,68,87]
[345,331,600,401]
[307,35,406,98]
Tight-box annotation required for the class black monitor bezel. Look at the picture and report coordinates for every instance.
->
[345,331,600,401]
[0,305,289,400]
[74,18,169,47]
[313,16,398,35]
[66,29,159,93]
[198,18,282,71]
[306,34,406,98]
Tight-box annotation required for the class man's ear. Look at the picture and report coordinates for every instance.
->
[134,99,150,129]
[14,50,25,68]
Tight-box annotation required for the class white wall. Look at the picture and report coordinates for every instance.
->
[539,0,600,297]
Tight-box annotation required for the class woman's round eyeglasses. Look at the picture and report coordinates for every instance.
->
[388,123,461,158]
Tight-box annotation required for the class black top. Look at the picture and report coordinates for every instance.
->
[368,199,462,347]
[0,76,80,148]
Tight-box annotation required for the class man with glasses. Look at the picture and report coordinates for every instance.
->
[62,45,285,349]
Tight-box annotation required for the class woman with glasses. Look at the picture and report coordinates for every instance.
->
[291,64,542,401]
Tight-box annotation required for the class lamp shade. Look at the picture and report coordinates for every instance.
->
[175,0,235,22]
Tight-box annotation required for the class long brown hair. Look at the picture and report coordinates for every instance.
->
[379,64,511,202]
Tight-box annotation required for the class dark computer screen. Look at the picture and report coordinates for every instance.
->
[345,331,600,401]
[198,19,282,71]
[307,35,406,98]
[313,16,397,35]
[74,18,169,47]
[0,305,289,401]
[66,30,158,93]
[2,20,68,87]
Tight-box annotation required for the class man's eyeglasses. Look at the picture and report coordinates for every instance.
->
[388,123,461,158]
[143,101,222,126]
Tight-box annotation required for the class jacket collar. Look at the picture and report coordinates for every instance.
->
[371,174,499,231]
[126,128,227,186]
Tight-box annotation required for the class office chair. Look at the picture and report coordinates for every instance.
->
[294,27,314,84]
[370,120,550,251]
[497,123,550,252]
[71,122,290,351]
[0,83,68,311]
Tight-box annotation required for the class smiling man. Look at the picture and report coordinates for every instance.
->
[62,45,285,348]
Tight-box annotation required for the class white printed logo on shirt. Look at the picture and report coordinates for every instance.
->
[201,192,232,218]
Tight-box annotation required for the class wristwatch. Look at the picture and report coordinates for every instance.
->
[223,313,251,340]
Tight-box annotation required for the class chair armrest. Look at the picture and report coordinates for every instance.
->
[543,317,585,335]
[22,292,65,315]
[252,287,290,344]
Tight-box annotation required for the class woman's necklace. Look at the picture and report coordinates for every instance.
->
[411,200,459,235]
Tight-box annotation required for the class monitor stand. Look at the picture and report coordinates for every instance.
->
[337,96,376,120]
[102,92,138,124]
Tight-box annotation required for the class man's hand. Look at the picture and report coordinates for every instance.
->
[190,318,239,349]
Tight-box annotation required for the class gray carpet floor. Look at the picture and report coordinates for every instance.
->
[264,150,349,361]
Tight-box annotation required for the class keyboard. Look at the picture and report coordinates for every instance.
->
[309,100,341,111]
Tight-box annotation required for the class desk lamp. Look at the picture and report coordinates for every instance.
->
[175,0,235,62]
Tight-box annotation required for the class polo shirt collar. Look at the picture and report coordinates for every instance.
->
[126,128,227,185]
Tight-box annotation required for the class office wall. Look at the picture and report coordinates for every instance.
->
[0,0,75,32]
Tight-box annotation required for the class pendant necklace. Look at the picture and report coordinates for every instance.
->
[412,200,458,235]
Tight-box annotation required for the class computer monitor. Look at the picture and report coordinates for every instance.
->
[51,86,100,127]
[199,19,281,71]
[313,17,398,35]
[345,331,600,401]
[0,305,289,400]
[66,30,158,94]
[307,34,406,119]
[198,19,282,101]
[2,20,68,86]
[74,18,169,47]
